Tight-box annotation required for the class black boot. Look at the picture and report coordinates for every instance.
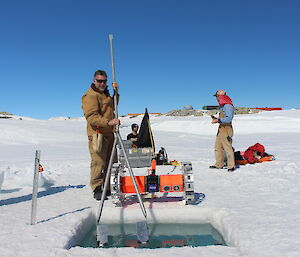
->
[209,165,223,169]
[106,187,111,196]
[93,186,103,201]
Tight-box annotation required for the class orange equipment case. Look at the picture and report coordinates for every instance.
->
[121,174,184,194]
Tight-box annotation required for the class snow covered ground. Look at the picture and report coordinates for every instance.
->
[0,109,299,257]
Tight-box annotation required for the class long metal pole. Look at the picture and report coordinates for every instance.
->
[31,150,41,225]
[109,34,119,123]
[109,34,116,83]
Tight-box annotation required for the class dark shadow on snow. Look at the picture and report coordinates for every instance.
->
[0,185,85,206]
[0,188,22,194]
[191,192,206,205]
[37,206,91,224]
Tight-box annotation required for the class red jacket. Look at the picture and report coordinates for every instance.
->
[244,143,265,164]
[217,95,233,106]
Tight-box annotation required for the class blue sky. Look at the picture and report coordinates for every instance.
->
[1,0,299,119]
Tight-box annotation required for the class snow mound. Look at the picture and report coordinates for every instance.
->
[48,117,85,121]
[1,165,55,189]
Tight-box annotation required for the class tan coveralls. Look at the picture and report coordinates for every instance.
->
[81,86,118,191]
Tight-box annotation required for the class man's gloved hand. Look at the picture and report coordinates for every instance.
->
[112,82,119,90]
[211,118,219,124]
[108,118,120,126]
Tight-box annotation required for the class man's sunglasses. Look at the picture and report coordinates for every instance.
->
[96,79,107,83]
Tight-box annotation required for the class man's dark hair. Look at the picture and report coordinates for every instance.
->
[131,123,138,130]
[94,70,107,78]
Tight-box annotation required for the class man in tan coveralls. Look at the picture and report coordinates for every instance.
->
[210,90,235,172]
[81,70,120,200]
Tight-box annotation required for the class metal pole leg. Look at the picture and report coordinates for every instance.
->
[97,136,118,223]
[96,136,118,246]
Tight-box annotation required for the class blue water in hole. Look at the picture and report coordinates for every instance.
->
[78,223,226,248]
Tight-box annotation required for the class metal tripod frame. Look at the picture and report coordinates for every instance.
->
[96,34,147,224]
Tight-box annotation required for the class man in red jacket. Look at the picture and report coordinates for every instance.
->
[210,90,235,172]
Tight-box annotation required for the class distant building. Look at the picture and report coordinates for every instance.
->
[183,105,193,110]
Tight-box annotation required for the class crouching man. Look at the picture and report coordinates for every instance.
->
[127,123,139,141]
[210,90,235,172]
[81,70,120,200]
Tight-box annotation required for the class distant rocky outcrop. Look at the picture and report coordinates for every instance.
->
[0,112,13,119]
[234,107,262,115]
[166,107,263,117]
[206,109,219,116]
[0,112,12,115]
[166,109,204,116]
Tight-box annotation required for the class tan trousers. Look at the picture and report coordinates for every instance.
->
[88,133,115,191]
[214,125,235,169]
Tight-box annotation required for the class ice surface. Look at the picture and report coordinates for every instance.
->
[0,110,300,257]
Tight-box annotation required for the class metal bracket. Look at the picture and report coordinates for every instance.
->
[110,163,123,207]
[181,162,195,205]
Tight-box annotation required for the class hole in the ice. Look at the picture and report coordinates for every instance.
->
[77,223,226,248]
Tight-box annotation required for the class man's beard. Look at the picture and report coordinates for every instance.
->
[98,85,107,91]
